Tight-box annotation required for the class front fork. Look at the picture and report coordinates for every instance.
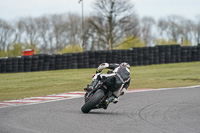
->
[90,79,99,89]
[88,73,102,89]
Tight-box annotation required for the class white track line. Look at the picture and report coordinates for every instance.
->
[0,85,200,109]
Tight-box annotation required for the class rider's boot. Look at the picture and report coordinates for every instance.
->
[106,95,119,104]
[102,96,118,110]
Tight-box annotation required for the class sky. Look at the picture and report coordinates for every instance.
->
[0,0,200,21]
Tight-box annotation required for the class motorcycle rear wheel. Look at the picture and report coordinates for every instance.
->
[81,89,105,113]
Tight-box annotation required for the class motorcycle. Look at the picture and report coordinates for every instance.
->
[81,72,117,113]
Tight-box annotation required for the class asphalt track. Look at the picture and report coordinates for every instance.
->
[0,86,200,133]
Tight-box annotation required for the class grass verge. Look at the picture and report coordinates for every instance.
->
[0,62,200,101]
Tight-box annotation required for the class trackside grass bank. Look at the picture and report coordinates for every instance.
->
[0,62,200,101]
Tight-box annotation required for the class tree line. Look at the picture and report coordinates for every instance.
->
[0,0,200,57]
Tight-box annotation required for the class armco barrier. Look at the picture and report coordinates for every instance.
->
[0,45,200,73]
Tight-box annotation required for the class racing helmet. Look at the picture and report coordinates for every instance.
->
[120,62,130,70]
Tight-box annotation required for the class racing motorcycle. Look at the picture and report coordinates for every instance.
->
[81,72,116,113]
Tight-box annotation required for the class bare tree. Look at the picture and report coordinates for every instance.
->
[180,18,194,45]
[158,15,195,45]
[13,20,26,44]
[50,13,82,53]
[194,15,200,45]
[0,19,14,52]
[87,15,108,50]
[158,15,182,42]
[51,14,66,52]
[35,16,51,53]
[140,16,155,46]
[23,17,39,48]
[66,13,82,46]
[89,0,139,50]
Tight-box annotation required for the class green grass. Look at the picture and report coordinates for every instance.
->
[0,62,200,101]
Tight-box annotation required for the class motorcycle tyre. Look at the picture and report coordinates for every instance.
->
[81,89,105,113]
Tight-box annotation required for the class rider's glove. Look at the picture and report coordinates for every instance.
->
[97,63,109,72]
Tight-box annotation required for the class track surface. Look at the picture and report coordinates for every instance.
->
[0,86,200,133]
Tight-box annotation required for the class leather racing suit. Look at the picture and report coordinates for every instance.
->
[96,63,131,98]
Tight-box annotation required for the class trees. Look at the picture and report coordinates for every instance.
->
[0,19,14,53]
[194,15,200,45]
[158,15,182,42]
[0,14,80,56]
[22,18,39,50]
[157,15,194,46]
[50,13,82,53]
[1,1,200,57]
[140,16,155,46]
[35,16,52,53]
[88,0,140,50]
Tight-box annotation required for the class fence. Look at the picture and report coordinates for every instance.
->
[0,45,200,73]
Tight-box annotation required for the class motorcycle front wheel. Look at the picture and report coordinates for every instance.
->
[81,89,105,113]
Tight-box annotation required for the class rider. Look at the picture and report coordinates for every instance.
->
[84,62,131,106]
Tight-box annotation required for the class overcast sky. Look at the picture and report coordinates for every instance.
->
[0,0,200,21]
